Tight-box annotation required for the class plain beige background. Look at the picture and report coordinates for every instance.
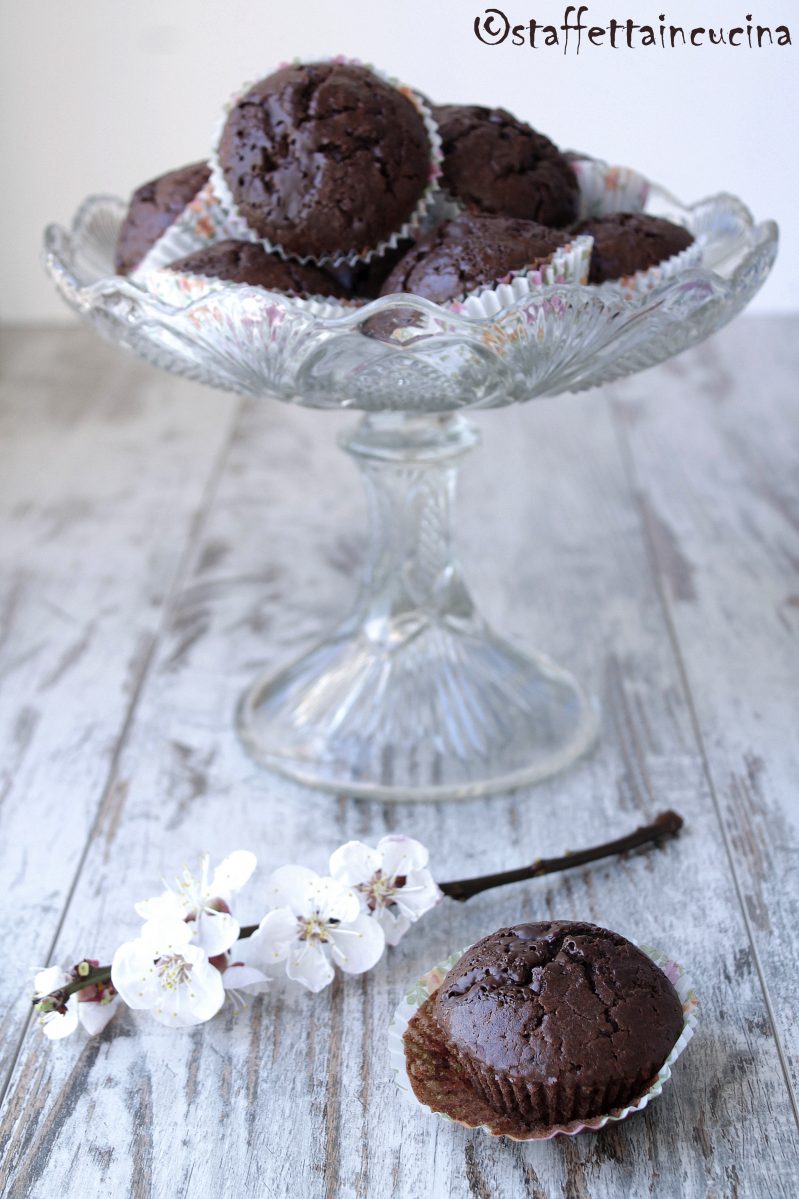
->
[1,0,796,319]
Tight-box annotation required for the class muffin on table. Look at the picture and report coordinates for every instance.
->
[404,920,685,1134]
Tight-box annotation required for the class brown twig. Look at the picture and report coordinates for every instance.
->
[437,810,684,902]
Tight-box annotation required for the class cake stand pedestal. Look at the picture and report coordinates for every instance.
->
[237,411,597,800]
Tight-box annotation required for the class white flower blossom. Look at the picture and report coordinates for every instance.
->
[111,918,224,1027]
[33,964,119,1039]
[329,835,442,946]
[134,850,256,957]
[243,866,385,993]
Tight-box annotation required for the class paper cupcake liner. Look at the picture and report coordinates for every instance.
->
[129,177,233,285]
[568,154,651,220]
[450,234,593,318]
[142,263,360,319]
[388,943,699,1141]
[208,57,444,269]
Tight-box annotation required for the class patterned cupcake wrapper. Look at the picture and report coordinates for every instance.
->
[388,943,699,1141]
[568,154,651,220]
[207,57,444,269]
[129,176,232,285]
[142,234,592,329]
[450,234,594,318]
[142,263,360,320]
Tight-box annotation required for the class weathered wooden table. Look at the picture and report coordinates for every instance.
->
[0,318,797,1198]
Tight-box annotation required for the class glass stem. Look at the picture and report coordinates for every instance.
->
[339,413,481,641]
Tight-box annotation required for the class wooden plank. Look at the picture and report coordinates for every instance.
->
[1,322,798,1197]
[0,327,237,1086]
[610,315,799,1107]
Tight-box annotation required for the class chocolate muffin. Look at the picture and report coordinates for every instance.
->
[434,105,578,227]
[380,212,568,304]
[574,212,694,283]
[431,921,684,1128]
[166,239,345,297]
[115,161,210,275]
[217,62,433,261]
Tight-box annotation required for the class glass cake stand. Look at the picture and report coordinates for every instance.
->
[44,187,777,801]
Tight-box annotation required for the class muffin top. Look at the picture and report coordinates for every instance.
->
[434,921,683,1089]
[115,161,210,275]
[433,104,578,227]
[380,212,567,304]
[574,212,694,283]
[218,61,432,260]
[167,239,345,297]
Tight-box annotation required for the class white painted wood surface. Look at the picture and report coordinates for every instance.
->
[0,319,797,1198]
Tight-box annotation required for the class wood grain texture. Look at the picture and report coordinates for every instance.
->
[0,320,797,1198]
[0,328,239,1084]
[610,317,799,1106]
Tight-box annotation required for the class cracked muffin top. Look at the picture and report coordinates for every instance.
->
[433,921,683,1088]
[218,61,433,261]
[433,104,578,227]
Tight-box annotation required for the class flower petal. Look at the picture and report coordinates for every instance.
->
[134,891,186,924]
[329,841,382,887]
[265,865,320,915]
[306,875,360,924]
[210,850,257,899]
[390,870,443,921]
[33,965,71,997]
[377,835,430,878]
[111,939,161,1010]
[285,942,334,993]
[41,1001,79,1040]
[245,907,298,968]
[194,908,240,956]
[139,916,194,957]
[373,907,412,947]
[222,965,270,995]
[328,911,385,974]
[78,995,120,1036]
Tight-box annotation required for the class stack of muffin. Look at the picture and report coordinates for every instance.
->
[115,60,695,309]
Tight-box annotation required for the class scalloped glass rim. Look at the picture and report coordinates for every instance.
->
[43,178,778,413]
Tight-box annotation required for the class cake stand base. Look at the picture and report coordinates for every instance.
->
[236,412,597,801]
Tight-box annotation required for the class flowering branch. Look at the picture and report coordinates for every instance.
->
[31,812,684,1036]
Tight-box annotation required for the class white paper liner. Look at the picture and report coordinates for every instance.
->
[142,263,359,319]
[568,154,651,220]
[450,234,593,319]
[208,57,444,268]
[388,942,699,1141]
[129,176,232,285]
